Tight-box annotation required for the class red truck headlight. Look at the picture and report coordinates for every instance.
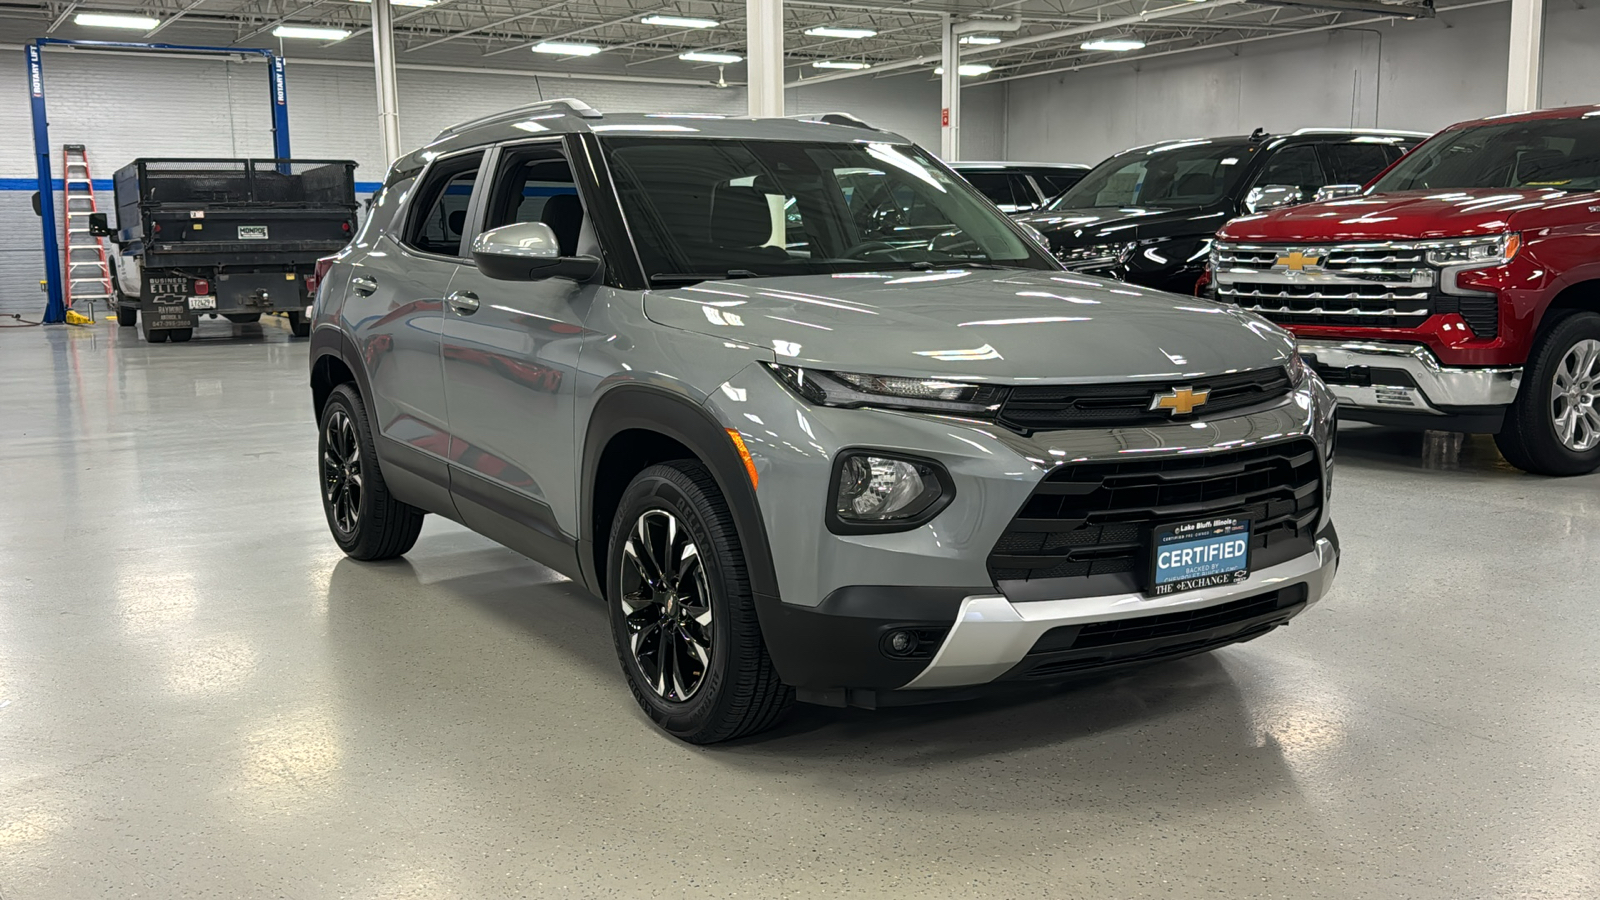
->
[1423,233,1520,268]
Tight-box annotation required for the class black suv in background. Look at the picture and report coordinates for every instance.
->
[949,161,1090,213]
[1015,129,1425,294]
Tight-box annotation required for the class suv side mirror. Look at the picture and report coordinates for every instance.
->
[87,212,114,237]
[1244,185,1304,214]
[1313,183,1364,203]
[471,222,600,282]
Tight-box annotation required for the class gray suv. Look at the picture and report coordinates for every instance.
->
[309,99,1341,743]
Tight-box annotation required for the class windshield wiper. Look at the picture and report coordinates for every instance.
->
[648,269,761,286]
[901,260,1008,271]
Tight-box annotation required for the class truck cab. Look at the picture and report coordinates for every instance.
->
[1212,106,1600,475]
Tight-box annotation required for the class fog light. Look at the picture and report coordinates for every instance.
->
[888,630,916,655]
[832,452,950,526]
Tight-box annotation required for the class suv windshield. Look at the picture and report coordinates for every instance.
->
[1373,116,1600,192]
[1047,140,1258,210]
[600,138,1054,281]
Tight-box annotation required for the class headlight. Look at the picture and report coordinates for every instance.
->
[1422,233,1520,267]
[1286,347,1312,388]
[764,363,1007,417]
[1055,242,1128,265]
[829,451,954,534]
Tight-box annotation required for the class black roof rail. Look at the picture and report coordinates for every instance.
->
[436,98,602,139]
[790,111,887,132]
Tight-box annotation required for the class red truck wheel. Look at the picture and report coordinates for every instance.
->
[1496,311,1600,476]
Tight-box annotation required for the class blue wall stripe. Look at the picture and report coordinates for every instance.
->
[0,178,384,193]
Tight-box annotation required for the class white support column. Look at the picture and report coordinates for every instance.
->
[1505,0,1544,113]
[371,0,403,165]
[940,14,960,160]
[747,0,784,117]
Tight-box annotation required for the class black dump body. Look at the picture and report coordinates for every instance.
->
[114,158,358,267]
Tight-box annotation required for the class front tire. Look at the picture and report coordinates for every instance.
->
[1496,311,1600,476]
[318,384,425,560]
[606,461,792,744]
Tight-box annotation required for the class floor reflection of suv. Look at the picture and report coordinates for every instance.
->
[1017,129,1424,293]
[309,100,1341,743]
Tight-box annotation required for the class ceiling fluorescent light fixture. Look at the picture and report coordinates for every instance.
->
[74,12,159,29]
[805,26,877,39]
[959,35,1001,45]
[531,41,604,56]
[350,0,437,6]
[680,51,742,64]
[1081,38,1146,51]
[934,64,994,76]
[273,25,351,40]
[813,60,871,70]
[641,14,719,28]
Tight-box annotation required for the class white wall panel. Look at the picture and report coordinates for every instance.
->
[1003,3,1600,164]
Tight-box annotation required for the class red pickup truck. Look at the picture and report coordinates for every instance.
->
[1212,105,1600,475]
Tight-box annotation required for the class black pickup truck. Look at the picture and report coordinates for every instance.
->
[93,158,358,343]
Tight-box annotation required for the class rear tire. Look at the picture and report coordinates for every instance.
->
[168,328,193,343]
[1495,311,1600,476]
[116,304,136,327]
[142,325,168,343]
[606,461,792,744]
[287,311,311,338]
[318,384,425,560]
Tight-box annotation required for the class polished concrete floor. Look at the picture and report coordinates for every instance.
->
[2,317,1597,899]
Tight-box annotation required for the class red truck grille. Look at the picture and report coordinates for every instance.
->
[1212,242,1498,339]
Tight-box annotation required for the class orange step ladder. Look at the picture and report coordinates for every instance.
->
[61,144,116,320]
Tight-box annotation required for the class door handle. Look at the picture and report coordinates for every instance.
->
[350,275,378,296]
[447,290,480,315]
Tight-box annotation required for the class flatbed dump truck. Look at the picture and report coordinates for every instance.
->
[91,158,358,343]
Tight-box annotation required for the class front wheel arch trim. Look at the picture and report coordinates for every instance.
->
[580,384,780,607]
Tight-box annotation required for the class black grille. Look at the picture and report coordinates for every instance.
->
[1009,584,1309,680]
[988,440,1323,600]
[1455,293,1500,339]
[996,368,1292,432]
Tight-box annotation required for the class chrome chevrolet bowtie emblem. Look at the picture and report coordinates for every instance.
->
[1151,386,1210,416]
[1274,250,1323,271]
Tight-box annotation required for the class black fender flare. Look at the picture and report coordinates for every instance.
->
[579,384,780,606]
[308,323,374,419]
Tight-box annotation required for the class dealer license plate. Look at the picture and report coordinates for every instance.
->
[1149,516,1251,597]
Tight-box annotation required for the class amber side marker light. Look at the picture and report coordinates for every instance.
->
[726,428,759,489]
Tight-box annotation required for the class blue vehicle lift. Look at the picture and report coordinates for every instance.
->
[27,39,292,324]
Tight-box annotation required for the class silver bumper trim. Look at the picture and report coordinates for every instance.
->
[901,537,1340,690]
[1298,339,1521,413]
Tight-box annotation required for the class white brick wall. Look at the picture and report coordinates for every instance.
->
[0,48,998,314]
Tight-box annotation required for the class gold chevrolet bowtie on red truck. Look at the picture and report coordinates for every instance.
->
[1211,105,1600,476]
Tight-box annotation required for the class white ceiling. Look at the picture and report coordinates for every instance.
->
[0,0,1443,87]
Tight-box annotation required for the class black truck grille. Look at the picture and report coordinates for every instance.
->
[997,367,1292,432]
[988,440,1323,600]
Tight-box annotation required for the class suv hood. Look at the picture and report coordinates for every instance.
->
[1014,206,1231,246]
[1220,188,1596,242]
[643,269,1294,381]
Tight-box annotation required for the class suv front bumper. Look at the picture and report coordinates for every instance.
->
[1299,339,1521,430]
[708,362,1341,704]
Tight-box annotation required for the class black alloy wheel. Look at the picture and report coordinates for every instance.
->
[606,461,792,743]
[317,383,425,559]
